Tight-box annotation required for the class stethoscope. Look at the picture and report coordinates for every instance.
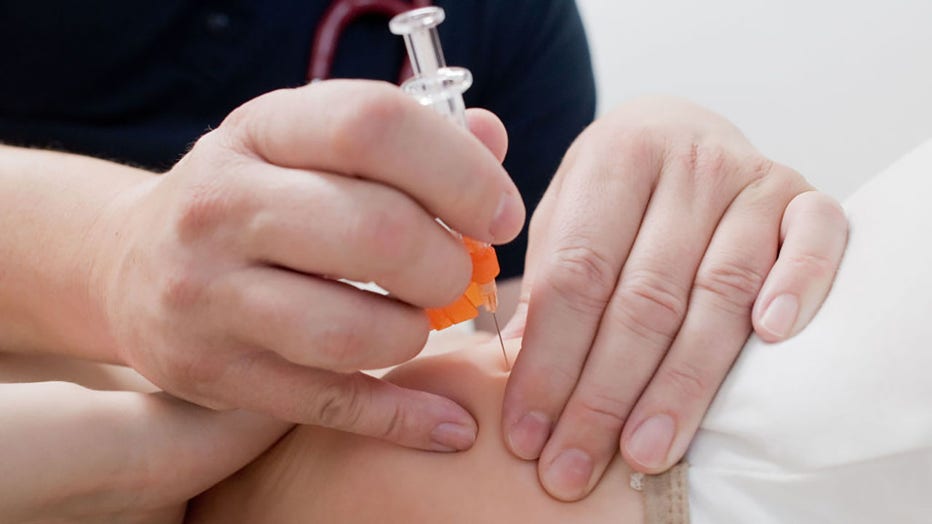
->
[308,0,432,83]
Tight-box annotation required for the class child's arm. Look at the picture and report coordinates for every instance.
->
[0,380,290,523]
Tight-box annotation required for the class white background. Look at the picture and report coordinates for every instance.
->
[576,0,932,199]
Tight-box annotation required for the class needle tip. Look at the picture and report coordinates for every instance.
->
[491,313,509,370]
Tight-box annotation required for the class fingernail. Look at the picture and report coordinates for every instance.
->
[542,448,594,501]
[626,414,675,469]
[489,192,523,241]
[507,411,552,460]
[430,422,477,452]
[760,294,799,338]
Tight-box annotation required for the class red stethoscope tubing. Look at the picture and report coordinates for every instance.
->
[308,0,433,83]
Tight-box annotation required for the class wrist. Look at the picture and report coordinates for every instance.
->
[0,146,158,362]
[83,177,159,365]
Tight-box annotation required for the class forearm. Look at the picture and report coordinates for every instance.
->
[0,380,292,524]
[0,144,153,362]
[0,381,143,522]
[0,351,158,392]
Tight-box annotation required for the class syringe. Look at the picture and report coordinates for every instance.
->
[390,7,508,363]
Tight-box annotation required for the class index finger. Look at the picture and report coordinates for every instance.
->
[220,80,525,245]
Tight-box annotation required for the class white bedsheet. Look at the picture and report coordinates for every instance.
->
[687,139,932,523]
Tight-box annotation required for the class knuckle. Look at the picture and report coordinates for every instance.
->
[378,403,408,442]
[669,140,725,176]
[330,84,407,161]
[235,282,306,351]
[355,203,471,306]
[613,128,658,163]
[547,362,583,391]
[741,161,804,206]
[573,387,633,429]
[612,269,688,344]
[163,349,227,400]
[673,143,775,198]
[659,362,710,400]
[546,243,617,316]
[226,351,266,387]
[783,252,838,280]
[694,143,730,180]
[218,100,265,159]
[221,98,255,132]
[676,142,731,188]
[317,321,367,368]
[576,124,660,182]
[739,160,804,210]
[734,174,780,214]
[354,196,422,277]
[313,374,367,430]
[694,259,767,314]
[747,154,777,181]
[173,175,250,242]
[159,268,207,311]
[241,207,278,252]
[219,89,292,157]
[515,364,579,408]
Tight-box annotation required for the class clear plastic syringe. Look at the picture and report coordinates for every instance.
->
[390,7,507,360]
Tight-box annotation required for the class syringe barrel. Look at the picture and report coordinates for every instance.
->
[403,30,445,77]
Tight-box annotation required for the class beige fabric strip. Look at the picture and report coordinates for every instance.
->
[630,462,690,524]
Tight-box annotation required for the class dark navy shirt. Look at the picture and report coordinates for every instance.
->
[0,0,596,279]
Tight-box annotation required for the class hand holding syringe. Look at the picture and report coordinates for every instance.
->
[391,7,508,359]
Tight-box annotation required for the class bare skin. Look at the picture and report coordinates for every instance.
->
[187,338,644,524]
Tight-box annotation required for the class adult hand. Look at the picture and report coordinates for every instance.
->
[92,80,524,452]
[0,381,291,524]
[501,96,848,500]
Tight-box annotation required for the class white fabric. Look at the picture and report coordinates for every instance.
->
[687,139,932,523]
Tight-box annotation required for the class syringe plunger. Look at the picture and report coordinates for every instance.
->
[388,7,447,77]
